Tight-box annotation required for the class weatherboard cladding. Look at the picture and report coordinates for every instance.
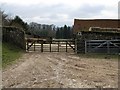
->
[73,19,120,33]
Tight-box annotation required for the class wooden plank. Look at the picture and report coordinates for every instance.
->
[27,41,35,50]
[52,39,73,42]
[67,42,75,50]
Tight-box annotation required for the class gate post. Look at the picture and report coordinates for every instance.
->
[66,41,67,52]
[41,41,43,52]
[58,41,59,52]
[85,41,87,54]
[26,40,29,51]
[34,41,35,51]
[50,43,51,52]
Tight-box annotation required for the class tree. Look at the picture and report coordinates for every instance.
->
[0,9,12,26]
[67,26,73,39]
[55,25,73,39]
[56,27,60,39]
[63,25,68,39]
[10,16,28,32]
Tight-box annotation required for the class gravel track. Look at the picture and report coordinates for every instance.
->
[2,52,118,88]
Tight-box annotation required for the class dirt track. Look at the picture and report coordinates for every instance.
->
[2,52,118,88]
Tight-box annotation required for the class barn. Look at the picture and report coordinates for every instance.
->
[73,19,120,54]
[73,19,120,33]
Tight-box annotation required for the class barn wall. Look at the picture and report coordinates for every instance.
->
[73,19,120,33]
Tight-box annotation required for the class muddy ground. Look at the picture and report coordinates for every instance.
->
[2,52,118,88]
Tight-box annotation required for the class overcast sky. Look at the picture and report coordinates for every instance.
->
[0,0,119,26]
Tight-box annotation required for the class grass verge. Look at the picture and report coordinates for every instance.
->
[2,42,24,68]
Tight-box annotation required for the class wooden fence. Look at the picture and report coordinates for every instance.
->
[2,26,26,49]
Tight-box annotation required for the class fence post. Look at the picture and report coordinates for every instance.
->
[73,40,75,52]
[85,41,87,54]
[50,42,51,52]
[58,41,59,52]
[34,41,35,51]
[41,41,43,52]
[66,41,67,52]
[26,40,29,51]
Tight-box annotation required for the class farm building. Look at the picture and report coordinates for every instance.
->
[73,19,120,33]
[73,19,120,54]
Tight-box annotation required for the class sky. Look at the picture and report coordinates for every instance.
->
[0,0,119,26]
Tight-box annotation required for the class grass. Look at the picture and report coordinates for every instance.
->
[2,42,24,68]
[78,53,119,60]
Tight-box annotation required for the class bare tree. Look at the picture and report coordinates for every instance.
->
[0,9,12,26]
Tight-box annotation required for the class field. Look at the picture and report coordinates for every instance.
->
[2,52,118,88]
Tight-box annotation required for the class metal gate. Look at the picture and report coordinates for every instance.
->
[85,40,120,54]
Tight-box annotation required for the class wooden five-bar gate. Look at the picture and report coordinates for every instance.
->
[26,38,75,52]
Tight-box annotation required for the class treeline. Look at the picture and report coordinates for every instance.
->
[28,22,73,39]
[28,22,56,38]
[56,25,73,39]
[1,10,74,39]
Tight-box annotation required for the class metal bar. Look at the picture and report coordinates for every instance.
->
[109,42,119,47]
[107,41,110,54]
